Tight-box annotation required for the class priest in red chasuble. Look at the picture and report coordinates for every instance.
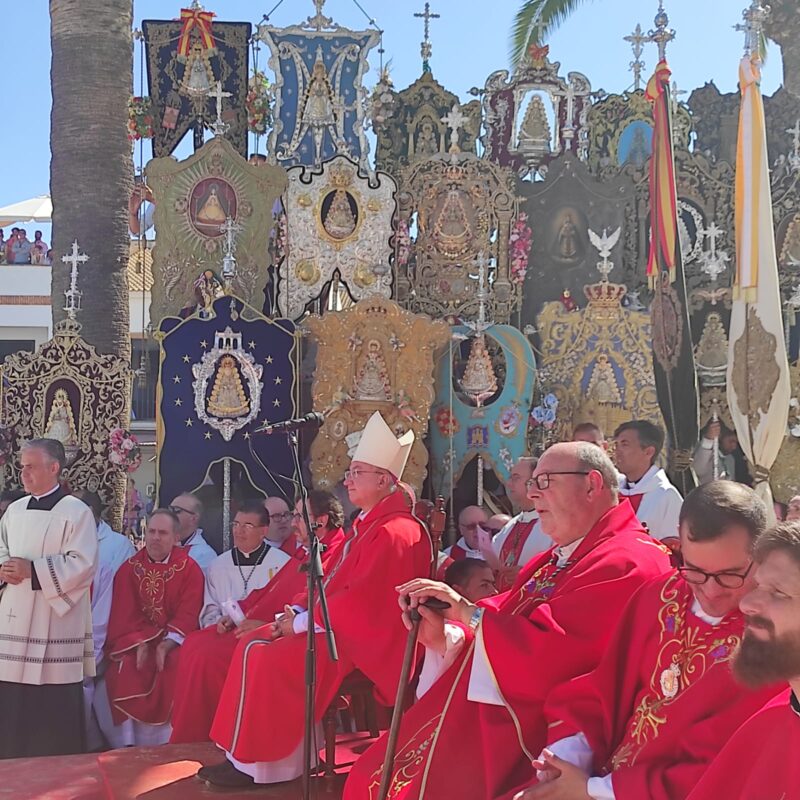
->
[170,490,346,744]
[344,442,671,800]
[513,481,783,800]
[686,521,800,800]
[198,412,432,788]
[98,508,204,747]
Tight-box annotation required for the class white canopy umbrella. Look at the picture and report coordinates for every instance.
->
[0,195,52,227]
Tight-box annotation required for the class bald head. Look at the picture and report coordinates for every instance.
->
[527,442,619,545]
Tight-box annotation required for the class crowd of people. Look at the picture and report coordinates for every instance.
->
[0,227,51,265]
[0,409,798,799]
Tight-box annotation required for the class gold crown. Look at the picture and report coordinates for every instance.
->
[329,161,355,188]
[583,281,627,307]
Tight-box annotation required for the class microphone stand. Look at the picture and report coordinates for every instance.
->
[285,430,338,800]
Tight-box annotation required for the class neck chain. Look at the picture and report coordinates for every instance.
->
[233,540,268,593]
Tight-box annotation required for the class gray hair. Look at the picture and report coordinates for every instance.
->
[574,442,619,499]
[22,438,66,472]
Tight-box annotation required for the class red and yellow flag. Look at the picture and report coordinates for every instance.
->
[645,60,679,289]
[177,8,217,61]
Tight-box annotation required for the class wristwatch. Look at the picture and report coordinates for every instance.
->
[467,606,484,632]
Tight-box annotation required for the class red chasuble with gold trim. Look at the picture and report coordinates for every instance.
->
[343,502,671,800]
[686,689,800,800]
[105,546,204,725]
[498,519,535,567]
[538,573,783,800]
[170,527,346,744]
[209,492,431,763]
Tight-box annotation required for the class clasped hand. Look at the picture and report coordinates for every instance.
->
[0,558,32,585]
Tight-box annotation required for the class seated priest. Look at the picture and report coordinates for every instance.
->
[94,508,204,747]
[170,489,347,743]
[168,492,218,573]
[199,500,291,628]
[491,457,551,590]
[686,521,800,800]
[197,411,432,788]
[344,442,671,800]
[511,481,784,800]
[443,505,490,560]
[263,495,300,556]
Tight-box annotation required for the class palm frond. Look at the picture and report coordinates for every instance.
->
[509,0,595,69]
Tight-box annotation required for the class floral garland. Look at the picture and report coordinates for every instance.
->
[0,424,13,468]
[127,96,154,141]
[246,71,273,135]
[530,393,558,429]
[108,428,142,473]
[509,212,533,285]
[434,407,460,437]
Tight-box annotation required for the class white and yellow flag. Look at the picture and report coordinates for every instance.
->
[726,54,790,514]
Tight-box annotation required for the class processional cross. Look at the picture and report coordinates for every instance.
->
[442,104,467,153]
[414,3,440,73]
[219,216,243,289]
[624,23,647,91]
[210,80,232,137]
[61,240,89,319]
[786,119,800,172]
[647,1,675,61]
[735,0,769,58]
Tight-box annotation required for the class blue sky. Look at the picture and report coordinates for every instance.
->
[0,0,783,213]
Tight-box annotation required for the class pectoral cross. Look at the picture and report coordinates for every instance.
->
[414,3,440,72]
[210,80,232,137]
[441,104,467,153]
[624,23,647,91]
[61,240,89,319]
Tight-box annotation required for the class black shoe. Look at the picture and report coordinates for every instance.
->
[197,759,255,788]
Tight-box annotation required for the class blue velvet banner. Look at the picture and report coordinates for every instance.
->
[157,295,296,506]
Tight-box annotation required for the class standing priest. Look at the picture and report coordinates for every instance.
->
[0,438,97,758]
[198,411,432,788]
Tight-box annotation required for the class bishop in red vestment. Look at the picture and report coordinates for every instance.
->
[200,412,429,788]
[170,489,347,744]
[344,442,671,800]
[103,509,204,733]
[514,481,783,800]
[687,522,800,800]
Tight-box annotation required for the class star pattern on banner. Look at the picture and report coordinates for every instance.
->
[157,296,297,508]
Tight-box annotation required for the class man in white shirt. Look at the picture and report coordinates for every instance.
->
[693,419,738,485]
[492,456,551,589]
[168,492,218,572]
[613,420,683,546]
[200,500,290,628]
[443,505,490,560]
[72,489,135,749]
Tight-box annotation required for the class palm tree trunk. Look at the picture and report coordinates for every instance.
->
[50,0,133,360]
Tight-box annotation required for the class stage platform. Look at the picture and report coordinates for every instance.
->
[1,734,378,799]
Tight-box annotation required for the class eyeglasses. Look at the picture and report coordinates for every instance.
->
[460,522,485,530]
[525,471,591,491]
[232,520,265,531]
[678,561,754,589]
[480,525,505,535]
[269,511,292,522]
[344,469,385,481]
[169,505,197,517]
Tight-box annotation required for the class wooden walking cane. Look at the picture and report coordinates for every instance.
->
[376,496,447,800]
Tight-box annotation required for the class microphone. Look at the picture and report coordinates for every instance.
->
[254,412,325,435]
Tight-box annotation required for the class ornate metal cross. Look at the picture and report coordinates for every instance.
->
[219,216,243,288]
[648,1,675,62]
[699,221,730,283]
[441,104,467,153]
[735,1,769,57]
[61,240,88,320]
[414,2,440,72]
[210,80,232,136]
[624,23,647,91]
[787,119,800,172]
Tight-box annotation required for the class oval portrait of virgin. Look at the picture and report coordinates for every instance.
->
[321,189,359,240]
[189,178,238,238]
